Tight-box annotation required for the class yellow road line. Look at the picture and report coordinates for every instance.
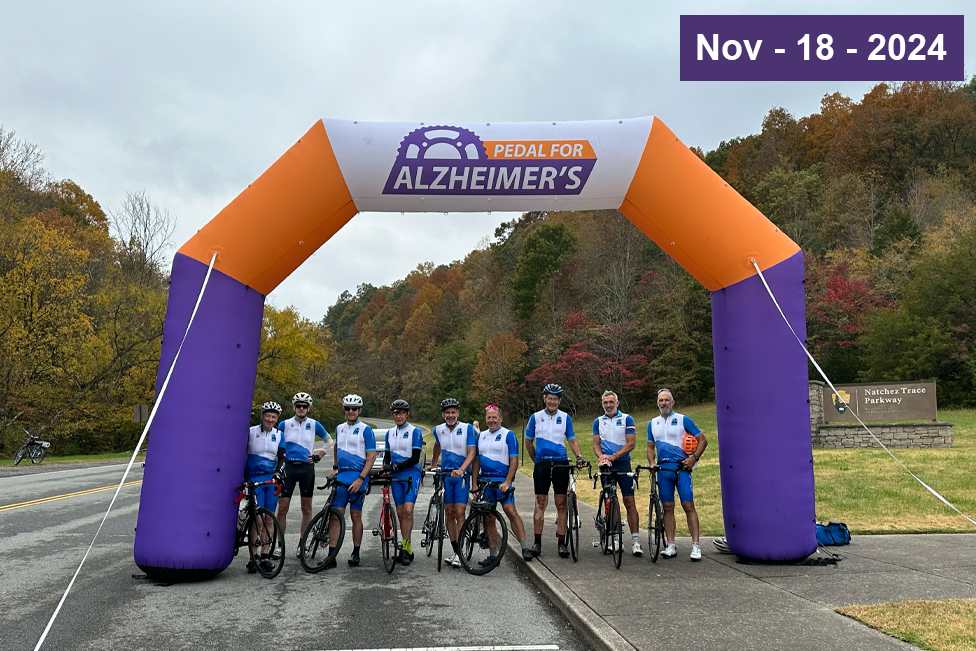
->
[0,480,142,512]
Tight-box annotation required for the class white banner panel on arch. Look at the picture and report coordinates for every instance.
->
[322,117,655,213]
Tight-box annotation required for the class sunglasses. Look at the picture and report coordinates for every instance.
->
[344,406,360,411]
[294,404,310,409]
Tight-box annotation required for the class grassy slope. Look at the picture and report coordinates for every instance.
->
[516,405,976,536]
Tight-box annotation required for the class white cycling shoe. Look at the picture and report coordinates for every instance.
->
[690,542,702,561]
[661,542,677,558]
[632,541,643,557]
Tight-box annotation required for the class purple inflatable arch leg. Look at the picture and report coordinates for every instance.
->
[711,251,817,561]
[134,253,265,580]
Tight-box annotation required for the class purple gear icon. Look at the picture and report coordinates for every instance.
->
[394,125,485,164]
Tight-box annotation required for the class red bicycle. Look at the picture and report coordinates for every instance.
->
[370,476,412,573]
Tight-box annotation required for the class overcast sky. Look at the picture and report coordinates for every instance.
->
[2,1,972,319]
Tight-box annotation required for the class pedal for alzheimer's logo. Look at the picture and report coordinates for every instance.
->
[382,126,597,195]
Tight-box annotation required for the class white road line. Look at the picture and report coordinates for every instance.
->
[313,647,559,651]
[3,463,132,477]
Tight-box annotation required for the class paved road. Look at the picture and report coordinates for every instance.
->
[1,457,586,651]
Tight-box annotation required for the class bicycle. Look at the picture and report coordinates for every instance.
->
[457,479,513,576]
[550,460,591,562]
[420,467,453,571]
[370,475,412,574]
[635,463,690,562]
[592,467,639,569]
[13,429,51,466]
[298,476,350,572]
[233,478,286,579]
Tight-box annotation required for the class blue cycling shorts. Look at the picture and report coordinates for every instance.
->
[334,470,368,511]
[392,470,421,505]
[657,463,694,503]
[248,473,278,511]
[444,474,469,504]
[485,483,515,506]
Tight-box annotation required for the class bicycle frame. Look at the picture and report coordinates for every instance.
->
[592,467,638,569]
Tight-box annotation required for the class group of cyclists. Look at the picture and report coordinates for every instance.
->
[243,384,708,573]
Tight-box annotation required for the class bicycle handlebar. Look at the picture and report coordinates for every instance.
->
[592,468,640,491]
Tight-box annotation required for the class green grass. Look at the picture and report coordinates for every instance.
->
[838,600,976,651]
[516,405,976,537]
[0,450,146,468]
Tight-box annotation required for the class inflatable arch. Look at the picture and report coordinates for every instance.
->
[135,117,815,579]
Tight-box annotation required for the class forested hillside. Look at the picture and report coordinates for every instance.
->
[4,80,976,455]
[320,80,976,422]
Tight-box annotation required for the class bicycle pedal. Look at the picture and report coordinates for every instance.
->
[592,540,600,547]
[420,540,427,547]
[372,529,380,536]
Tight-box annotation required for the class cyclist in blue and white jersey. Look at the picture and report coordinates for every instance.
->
[276,392,332,545]
[429,397,477,568]
[331,393,376,568]
[471,404,533,561]
[593,390,643,557]
[383,399,424,566]
[244,401,284,573]
[646,388,708,561]
[525,384,585,559]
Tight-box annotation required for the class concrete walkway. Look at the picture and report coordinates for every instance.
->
[505,471,976,651]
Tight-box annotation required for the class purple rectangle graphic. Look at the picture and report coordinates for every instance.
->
[681,15,963,81]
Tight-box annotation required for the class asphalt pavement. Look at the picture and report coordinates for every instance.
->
[504,470,976,651]
[0,459,587,651]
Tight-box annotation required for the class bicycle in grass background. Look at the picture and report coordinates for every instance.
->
[457,479,513,575]
[299,476,349,572]
[420,467,453,570]
[592,466,639,569]
[233,479,285,579]
[550,460,591,562]
[13,428,51,465]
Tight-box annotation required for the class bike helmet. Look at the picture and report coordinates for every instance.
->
[543,383,563,396]
[292,392,313,406]
[390,399,410,412]
[261,401,282,414]
[342,394,364,408]
[440,397,460,411]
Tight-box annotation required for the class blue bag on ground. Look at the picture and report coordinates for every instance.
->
[816,521,851,545]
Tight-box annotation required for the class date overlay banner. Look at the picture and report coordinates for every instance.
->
[681,15,963,81]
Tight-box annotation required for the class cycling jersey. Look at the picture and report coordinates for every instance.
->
[335,420,376,472]
[477,427,518,478]
[245,425,279,479]
[525,409,575,461]
[647,411,702,464]
[386,423,424,469]
[433,421,477,470]
[592,411,636,461]
[277,417,331,463]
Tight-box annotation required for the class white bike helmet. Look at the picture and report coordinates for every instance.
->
[292,392,313,406]
[342,394,364,408]
[261,401,282,414]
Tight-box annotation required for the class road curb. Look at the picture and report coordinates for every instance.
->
[506,546,638,651]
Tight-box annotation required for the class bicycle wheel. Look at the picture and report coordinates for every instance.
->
[595,489,609,554]
[567,491,579,562]
[457,510,507,575]
[610,495,623,569]
[422,497,437,557]
[381,502,399,574]
[436,498,445,571]
[13,443,27,466]
[649,489,663,563]
[249,508,285,579]
[299,507,344,572]
[29,445,46,464]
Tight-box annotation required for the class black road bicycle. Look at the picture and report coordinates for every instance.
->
[592,467,639,570]
[233,479,286,579]
[299,476,351,572]
[635,464,690,562]
[13,429,51,466]
[550,461,591,562]
[457,479,513,575]
[420,467,453,571]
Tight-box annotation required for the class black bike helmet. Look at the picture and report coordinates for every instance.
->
[543,383,563,396]
[440,397,460,411]
[390,399,410,412]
